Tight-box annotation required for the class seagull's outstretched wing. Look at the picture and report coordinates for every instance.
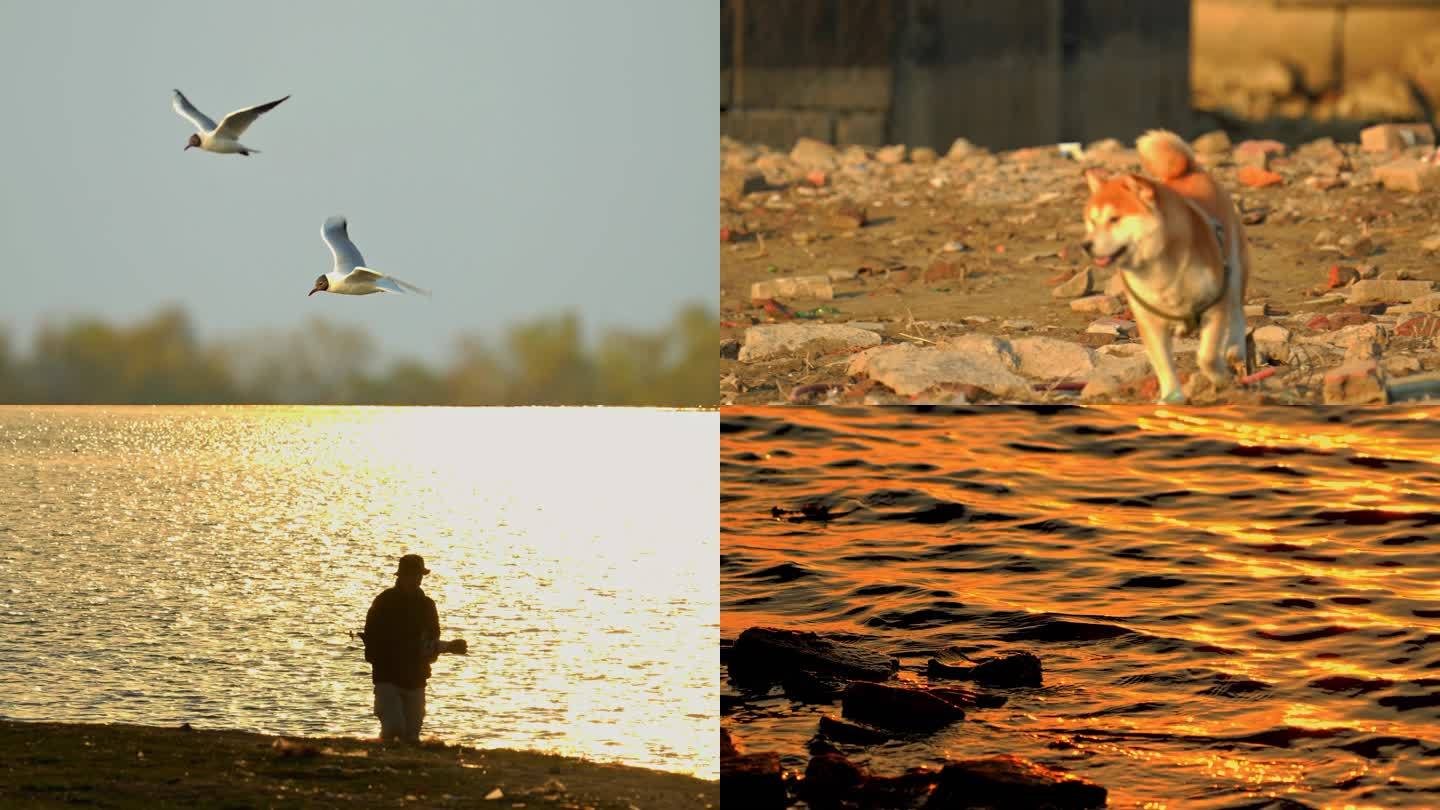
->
[214,95,289,139]
[322,216,366,273]
[374,273,431,297]
[172,89,216,133]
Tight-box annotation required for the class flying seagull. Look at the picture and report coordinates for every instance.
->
[311,216,431,297]
[172,89,289,156]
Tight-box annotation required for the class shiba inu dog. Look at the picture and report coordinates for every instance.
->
[1081,130,1251,404]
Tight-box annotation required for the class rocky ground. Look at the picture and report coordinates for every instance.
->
[0,720,717,809]
[720,627,1105,810]
[720,126,1440,405]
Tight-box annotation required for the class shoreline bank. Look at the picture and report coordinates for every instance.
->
[0,719,717,809]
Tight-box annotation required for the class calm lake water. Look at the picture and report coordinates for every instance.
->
[0,406,717,779]
[722,406,1440,808]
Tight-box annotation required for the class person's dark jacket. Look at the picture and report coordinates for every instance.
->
[364,586,440,689]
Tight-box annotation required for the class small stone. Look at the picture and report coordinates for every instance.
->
[941,240,970,253]
[841,681,965,732]
[1347,279,1437,305]
[816,714,893,745]
[876,144,906,164]
[924,260,964,284]
[1010,337,1096,381]
[1070,294,1124,315]
[827,203,868,230]
[728,626,899,682]
[721,338,740,360]
[1087,318,1136,337]
[945,138,978,160]
[927,755,1108,810]
[1323,361,1389,405]
[738,324,882,363]
[911,146,938,163]
[1051,268,1093,299]
[1356,264,1380,279]
[1237,166,1284,187]
[1378,269,1413,281]
[1192,130,1232,154]
[721,170,767,202]
[1360,123,1436,153]
[1252,324,1292,344]
[790,137,839,171]
[827,267,858,282]
[721,752,787,810]
[1244,303,1271,317]
[803,752,867,808]
[1375,158,1440,193]
[1420,234,1440,252]
[751,275,835,302]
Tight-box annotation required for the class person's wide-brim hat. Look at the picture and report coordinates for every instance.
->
[396,554,430,575]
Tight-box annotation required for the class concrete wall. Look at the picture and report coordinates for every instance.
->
[720,0,1192,152]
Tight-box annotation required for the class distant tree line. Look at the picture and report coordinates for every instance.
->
[0,305,717,406]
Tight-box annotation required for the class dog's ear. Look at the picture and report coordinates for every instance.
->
[1122,174,1156,203]
[1082,167,1106,193]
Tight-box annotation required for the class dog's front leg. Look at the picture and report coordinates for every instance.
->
[1132,306,1185,404]
[1197,307,1230,387]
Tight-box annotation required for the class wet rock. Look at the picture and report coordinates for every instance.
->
[739,324,882,363]
[730,627,899,684]
[1360,122,1435,153]
[1192,130,1231,154]
[928,651,1043,688]
[782,669,850,704]
[1052,268,1093,299]
[1375,157,1440,192]
[721,728,738,758]
[925,755,1107,809]
[1071,294,1124,316]
[846,342,1032,400]
[927,685,1009,709]
[1346,279,1437,305]
[721,751,787,810]
[817,714,895,745]
[841,681,966,732]
[791,137,839,171]
[1323,361,1389,405]
[1010,337,1097,381]
[803,751,867,808]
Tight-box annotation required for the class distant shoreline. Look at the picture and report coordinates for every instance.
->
[1,719,718,809]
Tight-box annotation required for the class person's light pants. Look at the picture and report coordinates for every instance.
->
[373,682,425,742]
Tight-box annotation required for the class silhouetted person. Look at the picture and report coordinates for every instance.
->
[364,554,441,743]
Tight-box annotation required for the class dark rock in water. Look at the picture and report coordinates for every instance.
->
[720,693,747,714]
[973,651,1043,687]
[817,714,894,745]
[863,768,943,808]
[782,669,850,703]
[721,728,737,759]
[928,685,1008,709]
[1216,798,1320,810]
[841,682,965,732]
[925,755,1106,809]
[730,626,899,685]
[803,752,867,808]
[928,651,1043,688]
[721,751,787,810]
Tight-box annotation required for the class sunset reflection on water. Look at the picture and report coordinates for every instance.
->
[722,406,1439,807]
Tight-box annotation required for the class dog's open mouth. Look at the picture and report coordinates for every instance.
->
[1092,245,1128,267]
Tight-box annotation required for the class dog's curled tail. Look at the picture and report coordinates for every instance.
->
[1136,129,1195,182]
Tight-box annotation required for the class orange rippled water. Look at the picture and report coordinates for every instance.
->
[722,405,1440,809]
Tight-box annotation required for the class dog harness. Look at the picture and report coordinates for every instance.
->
[1121,199,1231,335]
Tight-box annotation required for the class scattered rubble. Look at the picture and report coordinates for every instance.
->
[722,130,1440,404]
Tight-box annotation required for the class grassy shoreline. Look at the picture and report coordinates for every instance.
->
[1,719,717,809]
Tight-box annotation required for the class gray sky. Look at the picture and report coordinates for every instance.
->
[0,1,715,362]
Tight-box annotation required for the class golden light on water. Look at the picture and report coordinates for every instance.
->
[0,406,717,779]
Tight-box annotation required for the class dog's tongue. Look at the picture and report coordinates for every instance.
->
[1094,255,1112,267]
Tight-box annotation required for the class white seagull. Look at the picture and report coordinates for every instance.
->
[311,216,430,297]
[172,89,289,156]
